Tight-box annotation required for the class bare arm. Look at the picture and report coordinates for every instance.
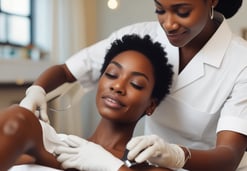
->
[183,131,247,171]
[33,64,76,93]
[0,105,61,170]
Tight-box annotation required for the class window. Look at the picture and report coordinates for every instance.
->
[0,0,33,46]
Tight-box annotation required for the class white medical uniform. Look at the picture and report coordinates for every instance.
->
[66,13,247,170]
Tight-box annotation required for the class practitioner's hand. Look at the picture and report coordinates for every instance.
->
[127,135,186,169]
[19,85,49,123]
[55,135,124,171]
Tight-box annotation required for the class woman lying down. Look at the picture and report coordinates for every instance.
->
[1,34,174,171]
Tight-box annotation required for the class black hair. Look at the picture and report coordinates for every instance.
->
[100,34,173,105]
[215,0,242,19]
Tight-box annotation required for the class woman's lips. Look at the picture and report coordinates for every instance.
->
[103,96,125,109]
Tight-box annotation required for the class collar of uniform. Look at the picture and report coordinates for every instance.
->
[201,12,233,68]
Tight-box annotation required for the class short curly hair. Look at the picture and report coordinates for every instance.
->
[100,34,173,105]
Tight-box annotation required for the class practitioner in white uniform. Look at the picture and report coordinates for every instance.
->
[20,0,247,171]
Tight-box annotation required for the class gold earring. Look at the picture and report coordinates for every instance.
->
[210,6,214,20]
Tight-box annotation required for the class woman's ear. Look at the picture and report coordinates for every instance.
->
[211,0,219,8]
[145,98,158,116]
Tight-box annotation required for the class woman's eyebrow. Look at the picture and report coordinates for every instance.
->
[110,61,122,68]
[132,71,150,81]
[110,61,150,81]
[154,0,162,6]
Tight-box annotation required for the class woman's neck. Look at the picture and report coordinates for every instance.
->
[87,118,137,158]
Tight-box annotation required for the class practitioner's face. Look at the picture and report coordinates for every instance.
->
[154,0,215,47]
[96,50,156,123]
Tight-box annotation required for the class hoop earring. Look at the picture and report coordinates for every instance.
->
[210,6,214,20]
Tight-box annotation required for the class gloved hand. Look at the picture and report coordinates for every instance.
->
[55,135,124,171]
[19,85,49,123]
[126,135,186,169]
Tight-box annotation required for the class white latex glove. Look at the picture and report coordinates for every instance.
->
[19,85,49,123]
[126,135,186,169]
[55,135,124,171]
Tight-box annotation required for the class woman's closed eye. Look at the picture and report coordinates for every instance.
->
[105,72,117,79]
[130,82,144,90]
[105,72,145,90]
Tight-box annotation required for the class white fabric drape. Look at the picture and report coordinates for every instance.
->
[49,0,87,136]
[49,0,87,63]
[48,0,88,136]
[35,0,88,63]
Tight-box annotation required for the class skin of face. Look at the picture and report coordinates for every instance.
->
[96,50,156,124]
[154,0,216,47]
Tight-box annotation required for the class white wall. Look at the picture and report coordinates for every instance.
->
[96,0,156,40]
[228,0,247,36]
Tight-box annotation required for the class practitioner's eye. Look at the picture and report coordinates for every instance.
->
[155,8,165,15]
[176,8,191,18]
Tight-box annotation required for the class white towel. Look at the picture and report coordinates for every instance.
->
[39,120,68,154]
[8,164,62,171]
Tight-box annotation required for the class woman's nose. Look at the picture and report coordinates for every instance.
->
[110,81,126,95]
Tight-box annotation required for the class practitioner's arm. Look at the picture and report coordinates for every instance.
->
[19,64,76,122]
